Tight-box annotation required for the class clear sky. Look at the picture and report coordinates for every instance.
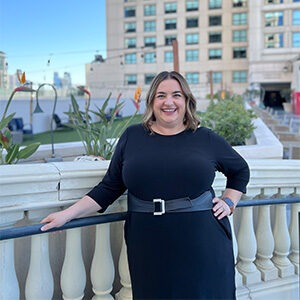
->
[0,0,106,86]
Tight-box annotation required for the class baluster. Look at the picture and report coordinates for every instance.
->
[115,230,132,300]
[25,234,54,300]
[228,216,243,288]
[0,211,23,300]
[272,203,295,277]
[90,223,114,300]
[289,200,300,274]
[255,205,278,280]
[236,206,261,285]
[61,228,86,300]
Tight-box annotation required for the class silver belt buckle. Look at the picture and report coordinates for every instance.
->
[153,199,165,216]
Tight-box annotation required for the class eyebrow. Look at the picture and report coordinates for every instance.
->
[156,90,183,95]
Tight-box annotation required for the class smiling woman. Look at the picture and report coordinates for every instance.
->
[41,71,250,300]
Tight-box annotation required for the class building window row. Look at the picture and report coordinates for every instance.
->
[124,30,300,49]
[124,1,250,18]
[125,14,248,31]
[123,47,248,64]
[125,30,249,49]
[124,71,247,85]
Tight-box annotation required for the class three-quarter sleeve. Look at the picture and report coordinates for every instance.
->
[86,129,128,212]
[208,129,250,193]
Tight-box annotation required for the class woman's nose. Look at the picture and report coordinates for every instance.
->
[164,95,174,104]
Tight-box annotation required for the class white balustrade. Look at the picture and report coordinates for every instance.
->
[115,228,132,300]
[255,204,278,281]
[90,223,115,300]
[236,205,261,285]
[289,201,300,274]
[25,234,53,300]
[0,211,23,300]
[1,159,300,299]
[272,203,295,277]
[61,228,86,300]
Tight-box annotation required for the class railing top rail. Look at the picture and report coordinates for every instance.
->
[1,196,299,241]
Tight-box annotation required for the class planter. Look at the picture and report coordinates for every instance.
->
[283,102,292,113]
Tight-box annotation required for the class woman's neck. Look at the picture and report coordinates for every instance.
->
[151,122,186,136]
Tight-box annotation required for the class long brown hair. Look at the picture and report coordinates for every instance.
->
[142,71,200,131]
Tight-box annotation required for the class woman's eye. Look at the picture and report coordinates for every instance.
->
[174,93,182,98]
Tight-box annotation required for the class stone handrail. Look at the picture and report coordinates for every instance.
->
[0,159,300,299]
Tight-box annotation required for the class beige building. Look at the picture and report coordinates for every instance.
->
[86,0,300,109]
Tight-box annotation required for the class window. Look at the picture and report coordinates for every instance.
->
[186,0,199,11]
[144,52,156,63]
[164,51,174,62]
[144,37,156,47]
[233,47,247,58]
[165,35,177,45]
[186,33,199,44]
[209,32,222,43]
[265,33,284,48]
[125,38,136,48]
[209,0,222,9]
[265,0,283,3]
[186,72,199,84]
[186,18,199,28]
[265,12,283,27]
[125,22,136,33]
[232,13,247,25]
[165,2,177,14]
[165,19,177,30]
[145,74,156,85]
[186,50,199,61]
[233,0,247,7]
[293,11,300,25]
[209,49,222,59]
[232,30,247,42]
[125,53,137,64]
[144,21,156,32]
[292,32,300,47]
[232,71,247,83]
[212,72,222,84]
[144,4,156,16]
[125,74,137,85]
[209,16,222,26]
[124,7,136,17]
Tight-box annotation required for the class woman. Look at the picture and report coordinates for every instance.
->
[41,71,250,299]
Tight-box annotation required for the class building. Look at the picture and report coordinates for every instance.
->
[86,0,300,108]
[0,51,8,89]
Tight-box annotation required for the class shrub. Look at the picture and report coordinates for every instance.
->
[200,95,256,146]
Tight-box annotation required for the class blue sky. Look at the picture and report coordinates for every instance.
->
[0,0,106,85]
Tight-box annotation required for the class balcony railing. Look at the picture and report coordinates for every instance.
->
[1,159,300,299]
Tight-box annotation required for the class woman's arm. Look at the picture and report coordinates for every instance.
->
[40,195,101,231]
[212,188,243,220]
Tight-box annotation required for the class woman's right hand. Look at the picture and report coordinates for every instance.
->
[40,211,71,232]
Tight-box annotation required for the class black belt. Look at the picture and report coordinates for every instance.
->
[127,190,213,216]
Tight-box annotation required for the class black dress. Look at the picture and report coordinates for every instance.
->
[87,124,250,300]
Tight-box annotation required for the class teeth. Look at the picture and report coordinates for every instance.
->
[163,109,176,112]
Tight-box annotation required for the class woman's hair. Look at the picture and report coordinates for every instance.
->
[142,71,200,131]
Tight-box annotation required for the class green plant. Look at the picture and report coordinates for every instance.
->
[66,92,137,160]
[0,73,40,164]
[200,95,256,146]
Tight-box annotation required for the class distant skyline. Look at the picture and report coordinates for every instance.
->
[0,0,106,85]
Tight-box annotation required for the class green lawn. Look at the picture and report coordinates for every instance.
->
[22,114,142,146]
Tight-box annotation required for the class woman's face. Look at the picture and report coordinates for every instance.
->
[152,79,186,130]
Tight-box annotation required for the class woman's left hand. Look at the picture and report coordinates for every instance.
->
[212,198,231,220]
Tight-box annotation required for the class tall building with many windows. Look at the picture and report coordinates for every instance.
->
[86,0,300,108]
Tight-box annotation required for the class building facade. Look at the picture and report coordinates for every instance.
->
[86,0,300,108]
[0,51,8,90]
